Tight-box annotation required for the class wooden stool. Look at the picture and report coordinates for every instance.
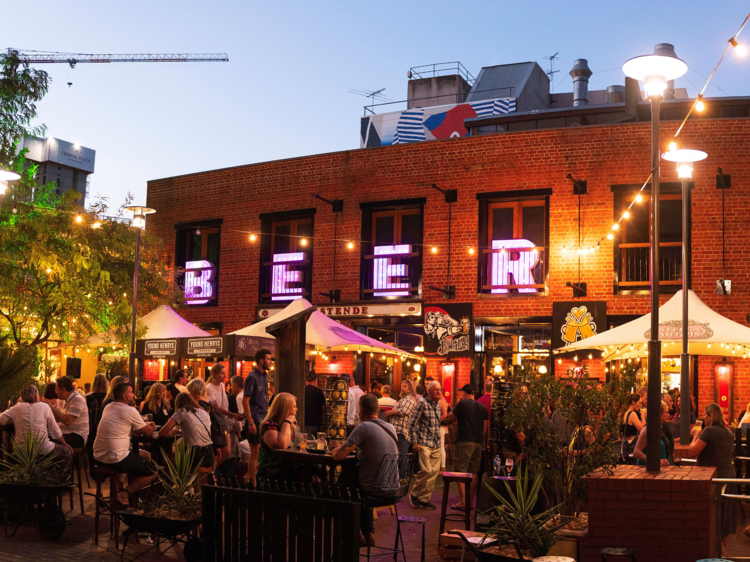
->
[601,548,636,562]
[439,471,473,534]
[396,515,426,562]
[91,466,123,549]
[372,505,396,520]
[68,448,88,514]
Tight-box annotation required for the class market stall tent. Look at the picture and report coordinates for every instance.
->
[555,290,750,360]
[230,299,419,359]
[87,305,210,345]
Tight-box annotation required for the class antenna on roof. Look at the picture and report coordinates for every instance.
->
[349,88,391,113]
[545,52,559,80]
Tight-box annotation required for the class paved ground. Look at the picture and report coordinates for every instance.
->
[0,472,465,561]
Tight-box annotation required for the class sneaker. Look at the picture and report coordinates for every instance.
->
[365,532,376,547]
[419,501,437,510]
[409,494,420,508]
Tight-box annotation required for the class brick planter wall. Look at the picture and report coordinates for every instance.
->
[581,465,718,562]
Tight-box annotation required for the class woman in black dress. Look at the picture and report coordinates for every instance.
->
[139,382,171,426]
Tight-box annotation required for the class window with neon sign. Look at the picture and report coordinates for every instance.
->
[479,198,548,294]
[361,206,422,300]
[177,225,220,306]
[260,215,313,304]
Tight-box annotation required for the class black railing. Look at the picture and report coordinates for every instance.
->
[361,251,421,301]
[202,479,360,562]
[479,247,547,294]
[618,242,682,288]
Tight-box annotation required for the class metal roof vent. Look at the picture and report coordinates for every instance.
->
[569,59,593,107]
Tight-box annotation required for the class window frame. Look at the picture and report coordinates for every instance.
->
[174,221,223,308]
[259,212,315,304]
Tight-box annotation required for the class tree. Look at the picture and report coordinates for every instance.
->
[0,51,173,349]
[504,360,636,517]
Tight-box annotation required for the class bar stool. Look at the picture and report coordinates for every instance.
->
[439,471,473,534]
[534,557,575,562]
[372,505,396,520]
[394,515,426,562]
[89,466,123,549]
[601,547,636,562]
[68,448,89,514]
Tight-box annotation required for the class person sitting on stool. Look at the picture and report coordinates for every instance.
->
[46,375,89,450]
[330,393,398,548]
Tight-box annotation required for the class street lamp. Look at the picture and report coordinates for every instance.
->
[124,205,156,385]
[623,43,687,472]
[0,169,21,196]
[662,148,707,445]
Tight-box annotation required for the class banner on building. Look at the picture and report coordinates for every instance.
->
[424,303,472,357]
[552,301,607,351]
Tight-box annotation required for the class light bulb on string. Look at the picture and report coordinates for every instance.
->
[347,242,354,249]
[431,246,437,254]
[635,194,643,202]
[607,233,614,240]
[695,94,705,112]
[668,142,677,152]
[612,223,619,230]
[300,238,308,246]
[75,215,82,223]
[249,234,256,242]
[468,248,475,255]
[730,37,747,55]
[622,211,630,219]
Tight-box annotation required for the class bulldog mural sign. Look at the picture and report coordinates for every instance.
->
[424,303,472,358]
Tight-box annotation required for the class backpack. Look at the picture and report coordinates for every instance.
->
[199,401,228,449]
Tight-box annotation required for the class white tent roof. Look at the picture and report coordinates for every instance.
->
[86,305,210,345]
[556,290,750,360]
[230,299,418,359]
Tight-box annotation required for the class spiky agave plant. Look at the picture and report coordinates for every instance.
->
[142,440,201,519]
[483,467,570,558]
[0,432,68,486]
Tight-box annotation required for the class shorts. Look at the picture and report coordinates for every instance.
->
[63,433,86,449]
[190,445,215,469]
[245,422,262,446]
[454,442,483,474]
[96,449,157,479]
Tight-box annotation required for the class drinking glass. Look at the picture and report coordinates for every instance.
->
[299,433,307,451]
[505,458,514,476]
[317,432,326,450]
[146,413,153,423]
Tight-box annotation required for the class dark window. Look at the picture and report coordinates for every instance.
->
[615,192,684,292]
[361,205,423,300]
[175,226,221,306]
[479,198,549,294]
[259,215,314,304]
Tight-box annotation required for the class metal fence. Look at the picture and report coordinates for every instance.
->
[202,480,360,562]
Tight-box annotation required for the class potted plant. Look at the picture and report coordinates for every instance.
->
[118,440,202,553]
[0,433,72,540]
[481,468,570,559]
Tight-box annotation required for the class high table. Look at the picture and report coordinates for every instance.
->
[273,448,357,486]
[132,432,180,466]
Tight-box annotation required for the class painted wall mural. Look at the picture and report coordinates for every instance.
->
[360,97,516,148]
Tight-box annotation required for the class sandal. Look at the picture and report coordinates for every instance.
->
[450,504,466,512]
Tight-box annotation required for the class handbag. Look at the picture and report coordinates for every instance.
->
[196,403,228,449]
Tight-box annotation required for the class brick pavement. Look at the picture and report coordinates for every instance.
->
[0,474,465,561]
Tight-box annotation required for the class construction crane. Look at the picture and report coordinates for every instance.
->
[8,48,228,67]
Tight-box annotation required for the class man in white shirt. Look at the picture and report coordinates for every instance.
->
[46,376,89,449]
[205,364,242,422]
[345,374,365,434]
[93,382,158,507]
[378,385,397,407]
[0,385,72,469]
[174,369,189,394]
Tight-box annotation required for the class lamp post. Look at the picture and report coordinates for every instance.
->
[623,44,687,472]
[662,148,707,444]
[0,169,21,196]
[124,206,156,386]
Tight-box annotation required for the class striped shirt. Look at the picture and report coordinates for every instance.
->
[390,396,417,441]
[408,397,442,449]
[60,390,89,444]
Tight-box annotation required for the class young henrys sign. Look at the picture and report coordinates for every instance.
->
[424,303,473,358]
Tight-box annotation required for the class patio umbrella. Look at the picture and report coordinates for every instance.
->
[85,305,210,345]
[230,299,419,359]
[554,290,750,360]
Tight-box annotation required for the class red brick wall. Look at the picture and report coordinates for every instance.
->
[146,118,750,405]
[581,465,718,562]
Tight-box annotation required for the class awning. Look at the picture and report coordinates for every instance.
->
[86,305,210,345]
[554,290,750,360]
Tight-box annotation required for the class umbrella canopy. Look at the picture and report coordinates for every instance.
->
[555,290,750,360]
[86,305,210,345]
[230,299,418,359]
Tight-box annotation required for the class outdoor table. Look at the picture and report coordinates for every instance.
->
[273,448,357,486]
[131,432,180,467]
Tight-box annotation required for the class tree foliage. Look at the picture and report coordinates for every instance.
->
[0,51,173,349]
[504,360,636,516]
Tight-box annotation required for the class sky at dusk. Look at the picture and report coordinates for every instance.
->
[6,0,750,212]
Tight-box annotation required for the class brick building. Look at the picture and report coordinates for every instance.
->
[146,92,750,416]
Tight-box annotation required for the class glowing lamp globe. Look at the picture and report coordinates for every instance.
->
[661,148,707,179]
[0,168,21,195]
[622,43,687,98]
[124,205,156,229]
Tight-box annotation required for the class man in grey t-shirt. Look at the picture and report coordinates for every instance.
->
[331,393,398,548]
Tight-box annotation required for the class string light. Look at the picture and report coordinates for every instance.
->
[92,222,101,229]
[635,194,643,202]
[468,248,475,255]
[622,211,630,219]
[696,94,705,112]
[431,246,437,254]
[347,242,354,249]
[75,215,82,223]
[249,234,256,242]
[300,238,308,246]
[46,268,52,274]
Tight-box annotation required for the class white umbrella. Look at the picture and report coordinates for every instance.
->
[86,305,210,345]
[554,290,750,360]
[230,299,419,359]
